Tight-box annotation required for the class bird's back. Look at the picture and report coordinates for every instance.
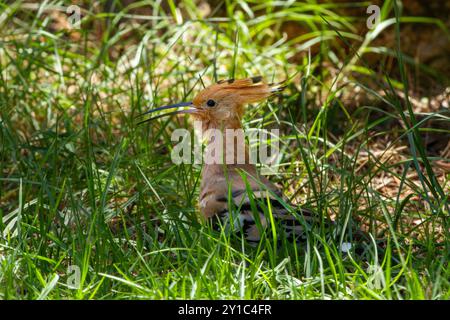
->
[199,164,319,243]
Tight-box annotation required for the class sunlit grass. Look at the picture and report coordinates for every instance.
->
[0,0,448,299]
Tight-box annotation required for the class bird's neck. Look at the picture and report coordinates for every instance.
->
[200,119,257,176]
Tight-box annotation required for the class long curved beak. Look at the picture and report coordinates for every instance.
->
[136,101,196,125]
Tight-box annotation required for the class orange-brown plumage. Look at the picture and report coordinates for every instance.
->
[191,77,285,130]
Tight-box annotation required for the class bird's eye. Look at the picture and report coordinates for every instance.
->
[206,99,216,107]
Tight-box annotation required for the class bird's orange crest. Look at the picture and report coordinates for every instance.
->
[193,76,284,106]
[192,76,285,127]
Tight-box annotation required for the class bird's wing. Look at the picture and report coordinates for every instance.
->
[200,168,329,243]
[213,187,323,243]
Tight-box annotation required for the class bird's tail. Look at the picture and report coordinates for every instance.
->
[211,190,333,245]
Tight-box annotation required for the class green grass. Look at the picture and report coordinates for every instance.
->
[0,0,448,299]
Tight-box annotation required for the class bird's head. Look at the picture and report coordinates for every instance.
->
[137,76,285,129]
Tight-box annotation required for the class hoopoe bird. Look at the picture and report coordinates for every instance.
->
[138,76,332,244]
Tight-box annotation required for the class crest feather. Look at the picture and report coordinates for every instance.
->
[193,77,286,106]
[215,76,285,98]
[216,76,264,88]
